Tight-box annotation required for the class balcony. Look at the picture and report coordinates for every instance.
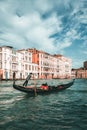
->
[12,60,18,64]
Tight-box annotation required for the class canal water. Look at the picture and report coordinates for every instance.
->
[0,79,87,130]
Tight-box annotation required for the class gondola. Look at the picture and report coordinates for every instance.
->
[13,73,75,96]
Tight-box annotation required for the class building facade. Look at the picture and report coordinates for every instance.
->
[0,46,38,80]
[28,48,72,79]
[54,54,72,78]
[84,61,87,70]
[0,46,72,80]
[71,68,87,78]
[0,46,18,80]
[18,49,38,79]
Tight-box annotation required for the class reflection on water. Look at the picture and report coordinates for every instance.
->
[0,79,87,130]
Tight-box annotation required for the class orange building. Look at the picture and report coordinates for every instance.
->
[27,48,39,64]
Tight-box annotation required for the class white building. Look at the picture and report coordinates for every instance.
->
[18,49,38,79]
[0,46,38,80]
[54,55,72,78]
[0,46,18,79]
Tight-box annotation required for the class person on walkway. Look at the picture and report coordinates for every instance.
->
[13,72,16,80]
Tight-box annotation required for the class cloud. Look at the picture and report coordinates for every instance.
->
[0,0,63,53]
[24,13,61,53]
[0,0,87,68]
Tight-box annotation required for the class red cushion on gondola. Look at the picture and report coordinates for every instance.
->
[40,85,48,90]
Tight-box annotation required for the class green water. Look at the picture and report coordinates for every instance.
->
[0,79,87,130]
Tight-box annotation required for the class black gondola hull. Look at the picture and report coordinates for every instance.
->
[13,79,75,96]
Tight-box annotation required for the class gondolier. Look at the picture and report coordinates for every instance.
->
[23,73,32,86]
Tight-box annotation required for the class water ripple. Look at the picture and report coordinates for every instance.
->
[0,79,87,130]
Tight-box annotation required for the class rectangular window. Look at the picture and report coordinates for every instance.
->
[0,54,2,60]
[0,63,2,69]
[25,64,27,70]
[29,57,31,62]
[29,65,31,70]
[4,53,6,61]
[32,66,34,70]
[0,48,2,52]
[25,56,27,61]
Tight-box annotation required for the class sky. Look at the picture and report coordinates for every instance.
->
[0,0,87,68]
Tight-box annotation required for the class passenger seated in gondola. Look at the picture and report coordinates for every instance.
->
[40,83,48,90]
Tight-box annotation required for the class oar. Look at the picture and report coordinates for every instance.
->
[34,80,37,96]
